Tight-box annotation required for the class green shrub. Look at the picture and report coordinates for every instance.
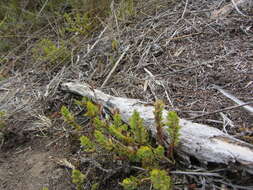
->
[61,99,181,190]
[32,38,71,65]
[72,169,86,190]
[150,169,172,190]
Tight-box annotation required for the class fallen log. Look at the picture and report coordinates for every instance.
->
[61,82,253,174]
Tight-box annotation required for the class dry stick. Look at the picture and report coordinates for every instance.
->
[82,26,108,59]
[212,84,253,114]
[231,0,249,17]
[101,45,130,88]
[170,171,221,177]
[181,0,189,19]
[167,32,202,42]
[38,0,49,16]
[190,101,253,120]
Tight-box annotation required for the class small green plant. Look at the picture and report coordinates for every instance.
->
[72,169,86,190]
[61,106,82,131]
[91,183,99,190]
[150,169,172,190]
[32,38,71,66]
[153,101,181,160]
[61,99,181,189]
[80,135,95,152]
[153,100,166,146]
[166,111,180,159]
[121,176,139,190]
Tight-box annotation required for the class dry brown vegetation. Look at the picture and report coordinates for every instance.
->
[0,0,253,189]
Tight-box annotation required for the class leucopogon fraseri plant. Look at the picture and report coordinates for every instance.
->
[61,98,181,190]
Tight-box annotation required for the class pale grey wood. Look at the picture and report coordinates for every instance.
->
[61,82,253,174]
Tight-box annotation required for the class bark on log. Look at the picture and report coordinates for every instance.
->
[61,82,253,174]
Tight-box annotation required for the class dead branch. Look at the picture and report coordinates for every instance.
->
[212,85,253,114]
[61,82,253,174]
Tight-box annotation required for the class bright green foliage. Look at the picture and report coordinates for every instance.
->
[85,101,99,118]
[91,183,99,190]
[61,106,74,121]
[32,38,71,65]
[166,111,180,159]
[62,100,178,190]
[154,145,165,159]
[72,169,86,190]
[107,114,133,144]
[166,111,180,146]
[80,136,95,152]
[113,113,123,128]
[121,176,139,190]
[153,100,165,146]
[153,100,181,159]
[108,125,133,144]
[150,169,172,190]
[61,106,81,131]
[93,116,107,129]
[129,110,149,145]
[94,130,114,151]
[74,97,89,107]
[93,116,107,130]
[136,146,155,168]
[42,188,49,190]
[153,100,165,129]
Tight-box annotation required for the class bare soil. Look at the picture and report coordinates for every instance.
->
[0,0,253,189]
[0,136,74,190]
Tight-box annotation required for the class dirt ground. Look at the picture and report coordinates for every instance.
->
[0,0,253,189]
[0,136,74,190]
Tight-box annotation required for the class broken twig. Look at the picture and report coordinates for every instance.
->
[101,45,130,88]
[212,84,253,114]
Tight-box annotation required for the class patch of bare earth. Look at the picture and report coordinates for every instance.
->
[0,136,74,190]
[0,0,253,189]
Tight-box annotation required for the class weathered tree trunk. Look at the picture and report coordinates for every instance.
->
[61,82,253,174]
